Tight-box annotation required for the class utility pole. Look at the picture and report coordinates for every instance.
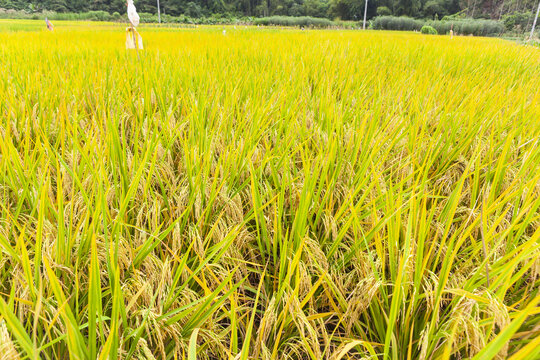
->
[363,0,368,30]
[157,0,161,23]
[530,0,540,40]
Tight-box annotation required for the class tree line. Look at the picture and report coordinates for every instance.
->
[0,0,538,21]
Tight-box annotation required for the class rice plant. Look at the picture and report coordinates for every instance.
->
[0,20,539,359]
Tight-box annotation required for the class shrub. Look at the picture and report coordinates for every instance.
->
[372,16,423,31]
[423,19,504,36]
[254,16,334,28]
[421,25,437,34]
[87,11,111,21]
[334,20,360,29]
[138,12,157,23]
[372,16,504,37]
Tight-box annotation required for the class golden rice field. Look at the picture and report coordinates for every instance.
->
[0,19,540,360]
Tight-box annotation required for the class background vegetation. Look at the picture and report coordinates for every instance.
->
[373,16,505,35]
[253,15,335,26]
[0,20,539,359]
[0,0,539,32]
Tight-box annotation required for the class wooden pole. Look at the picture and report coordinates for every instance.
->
[131,26,140,60]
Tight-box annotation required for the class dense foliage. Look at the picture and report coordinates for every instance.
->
[428,17,504,34]
[372,15,423,30]
[374,15,505,35]
[420,23,437,32]
[254,15,335,26]
[1,20,540,360]
[0,0,538,26]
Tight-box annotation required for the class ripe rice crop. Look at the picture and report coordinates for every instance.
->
[0,19,539,359]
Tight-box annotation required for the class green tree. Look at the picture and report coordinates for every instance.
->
[423,0,447,17]
[376,5,392,15]
[42,0,69,12]
[396,0,421,16]
[329,0,364,19]
[304,0,329,17]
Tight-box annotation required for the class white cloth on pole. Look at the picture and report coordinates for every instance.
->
[126,28,143,49]
[127,0,140,27]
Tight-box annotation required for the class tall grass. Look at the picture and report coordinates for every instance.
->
[0,20,539,359]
